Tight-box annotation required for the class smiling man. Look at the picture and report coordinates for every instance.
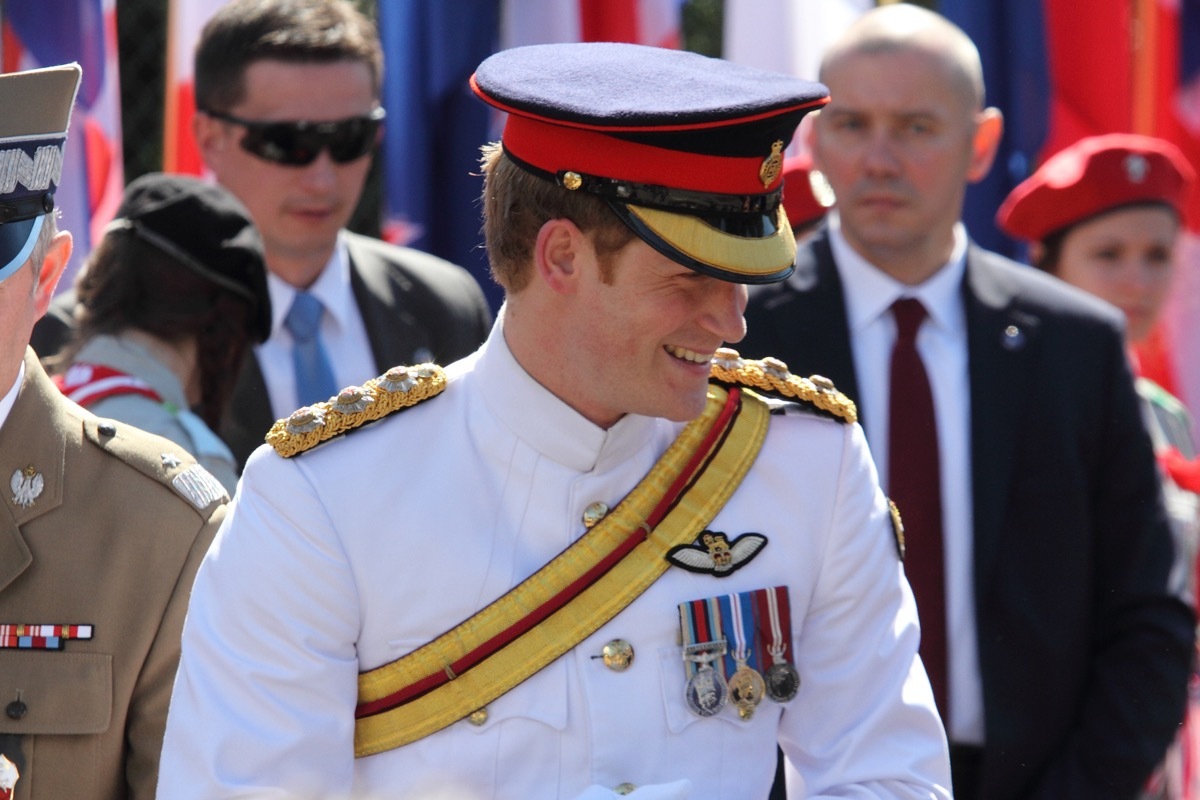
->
[157,41,953,800]
[742,5,1194,799]
[191,0,492,469]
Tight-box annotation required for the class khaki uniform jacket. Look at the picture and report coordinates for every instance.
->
[0,349,226,800]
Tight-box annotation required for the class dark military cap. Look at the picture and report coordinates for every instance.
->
[0,64,80,284]
[104,173,271,342]
[471,42,829,283]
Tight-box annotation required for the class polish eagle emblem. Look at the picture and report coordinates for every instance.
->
[666,530,768,577]
[10,465,43,509]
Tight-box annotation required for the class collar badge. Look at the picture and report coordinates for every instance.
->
[9,465,43,509]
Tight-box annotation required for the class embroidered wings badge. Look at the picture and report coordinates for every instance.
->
[666,530,768,577]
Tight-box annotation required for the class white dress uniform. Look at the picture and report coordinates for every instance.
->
[157,320,951,799]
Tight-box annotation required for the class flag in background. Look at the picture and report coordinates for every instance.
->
[378,0,684,312]
[2,0,123,287]
[376,0,501,309]
[163,0,225,176]
[937,0,1051,259]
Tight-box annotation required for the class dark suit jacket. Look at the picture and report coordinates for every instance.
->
[743,228,1195,800]
[220,232,492,468]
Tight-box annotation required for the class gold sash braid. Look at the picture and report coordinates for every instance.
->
[354,385,770,757]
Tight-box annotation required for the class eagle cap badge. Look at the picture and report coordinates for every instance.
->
[667,530,768,577]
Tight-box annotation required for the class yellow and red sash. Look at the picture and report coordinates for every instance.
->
[353,384,769,757]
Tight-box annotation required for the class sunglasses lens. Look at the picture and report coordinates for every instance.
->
[237,116,379,166]
[326,117,380,163]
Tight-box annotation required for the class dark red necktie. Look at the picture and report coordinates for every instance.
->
[888,297,948,718]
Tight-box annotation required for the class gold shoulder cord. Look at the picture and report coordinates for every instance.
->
[266,364,447,458]
[709,348,857,424]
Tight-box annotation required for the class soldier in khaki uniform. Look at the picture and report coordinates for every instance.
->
[0,64,227,800]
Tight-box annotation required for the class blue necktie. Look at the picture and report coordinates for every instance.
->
[284,291,338,406]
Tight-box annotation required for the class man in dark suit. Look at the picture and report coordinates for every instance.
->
[191,0,491,467]
[743,5,1194,799]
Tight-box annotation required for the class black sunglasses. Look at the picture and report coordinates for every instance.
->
[203,107,386,166]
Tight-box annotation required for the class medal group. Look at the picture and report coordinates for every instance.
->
[678,586,800,720]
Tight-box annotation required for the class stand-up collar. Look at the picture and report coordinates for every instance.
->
[468,312,663,473]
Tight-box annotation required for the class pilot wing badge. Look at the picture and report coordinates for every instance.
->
[667,530,768,577]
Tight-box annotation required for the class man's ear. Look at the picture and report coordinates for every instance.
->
[967,107,1004,184]
[192,111,228,172]
[532,218,588,295]
[34,230,72,318]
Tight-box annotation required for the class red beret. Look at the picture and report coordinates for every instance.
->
[997,133,1194,242]
[781,154,828,230]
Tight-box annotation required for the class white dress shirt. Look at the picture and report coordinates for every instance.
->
[257,233,377,419]
[828,213,984,745]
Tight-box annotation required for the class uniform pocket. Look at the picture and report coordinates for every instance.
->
[0,652,112,734]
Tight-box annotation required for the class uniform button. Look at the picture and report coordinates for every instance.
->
[6,700,27,720]
[615,783,636,795]
[467,707,488,726]
[582,502,609,529]
[600,639,634,671]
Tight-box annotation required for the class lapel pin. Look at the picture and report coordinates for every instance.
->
[1001,324,1025,351]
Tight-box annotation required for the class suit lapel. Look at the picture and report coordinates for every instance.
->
[0,352,70,592]
[964,248,1040,591]
[756,231,861,415]
[346,236,432,372]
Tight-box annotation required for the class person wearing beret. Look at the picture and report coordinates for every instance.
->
[997,133,1200,800]
[157,41,953,800]
[0,65,227,800]
[49,173,271,494]
[741,6,1194,800]
[781,152,830,241]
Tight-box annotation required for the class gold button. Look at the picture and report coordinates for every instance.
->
[615,783,636,795]
[582,501,610,529]
[467,708,488,726]
[600,639,635,671]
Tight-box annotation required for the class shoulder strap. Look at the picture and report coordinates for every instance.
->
[353,385,770,757]
[54,363,163,408]
[710,348,857,423]
[266,364,446,457]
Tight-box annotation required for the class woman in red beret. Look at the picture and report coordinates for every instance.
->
[999,132,1199,800]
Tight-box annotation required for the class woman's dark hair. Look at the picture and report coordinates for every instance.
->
[64,231,257,429]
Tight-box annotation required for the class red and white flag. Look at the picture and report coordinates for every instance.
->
[164,0,226,175]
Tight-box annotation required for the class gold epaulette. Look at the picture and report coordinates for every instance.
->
[266,364,448,458]
[709,347,857,424]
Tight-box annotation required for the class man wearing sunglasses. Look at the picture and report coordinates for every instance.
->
[192,0,492,469]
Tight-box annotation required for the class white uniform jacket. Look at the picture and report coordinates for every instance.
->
[157,322,951,799]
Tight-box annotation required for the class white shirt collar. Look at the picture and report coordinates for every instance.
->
[267,234,355,339]
[828,212,968,336]
[0,360,25,433]
[468,308,661,473]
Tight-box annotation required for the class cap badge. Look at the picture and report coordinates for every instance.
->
[1124,153,1149,184]
[759,140,784,188]
[562,171,583,191]
[9,465,43,509]
[666,530,768,577]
